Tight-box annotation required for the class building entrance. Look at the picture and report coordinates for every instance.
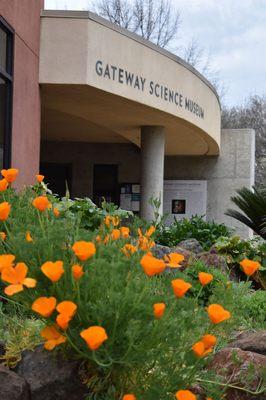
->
[40,162,72,197]
[93,164,119,207]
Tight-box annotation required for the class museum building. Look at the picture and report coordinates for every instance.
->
[0,1,255,236]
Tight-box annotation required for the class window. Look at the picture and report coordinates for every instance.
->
[0,16,13,169]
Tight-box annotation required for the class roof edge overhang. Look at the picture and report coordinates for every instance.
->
[41,9,220,109]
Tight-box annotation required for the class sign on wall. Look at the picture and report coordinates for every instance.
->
[95,60,205,120]
[163,180,207,225]
[120,180,207,220]
[120,183,140,212]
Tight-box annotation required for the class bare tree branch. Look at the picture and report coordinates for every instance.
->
[93,0,134,29]
[93,0,180,48]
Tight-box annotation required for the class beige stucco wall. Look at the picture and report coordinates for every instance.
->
[39,11,221,156]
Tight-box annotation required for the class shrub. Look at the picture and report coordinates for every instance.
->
[215,236,266,288]
[0,173,265,399]
[55,196,133,231]
[156,216,231,250]
[0,302,42,367]
[226,186,266,239]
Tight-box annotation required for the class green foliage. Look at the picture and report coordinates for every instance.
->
[156,215,231,250]
[239,289,266,329]
[215,235,266,288]
[226,186,266,239]
[181,260,228,306]
[0,185,264,399]
[0,301,43,367]
[55,196,133,231]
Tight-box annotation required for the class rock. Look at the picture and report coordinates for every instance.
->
[228,331,266,356]
[178,239,203,254]
[209,347,266,399]
[16,346,89,400]
[197,251,229,274]
[0,364,30,400]
[152,244,195,268]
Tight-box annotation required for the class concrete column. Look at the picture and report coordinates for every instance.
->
[140,126,165,221]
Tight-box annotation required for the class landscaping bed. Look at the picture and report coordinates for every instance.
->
[0,170,265,399]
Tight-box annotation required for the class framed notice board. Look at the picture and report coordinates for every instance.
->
[120,183,140,212]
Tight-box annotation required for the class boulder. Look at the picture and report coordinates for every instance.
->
[228,331,266,356]
[0,364,30,400]
[209,347,266,399]
[16,346,89,400]
[178,238,203,254]
[197,251,229,274]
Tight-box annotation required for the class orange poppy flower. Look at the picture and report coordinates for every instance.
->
[121,244,137,257]
[1,262,36,296]
[171,279,192,298]
[26,231,33,242]
[0,178,8,192]
[122,395,136,400]
[72,241,96,261]
[95,235,101,243]
[201,334,217,349]
[137,227,155,251]
[32,196,51,212]
[164,253,184,268]
[207,304,231,324]
[56,313,72,330]
[72,264,84,280]
[140,253,166,276]
[111,229,121,240]
[53,207,60,217]
[198,272,213,286]
[40,325,66,350]
[36,174,44,183]
[0,254,15,273]
[0,201,11,221]
[145,225,156,237]
[1,168,18,183]
[104,215,120,227]
[239,259,261,276]
[175,390,197,400]
[56,301,77,330]
[140,237,155,251]
[56,301,77,317]
[103,235,110,244]
[0,232,6,240]
[41,261,64,282]
[153,303,166,319]
[32,296,57,317]
[120,226,130,238]
[80,326,108,350]
[192,341,212,358]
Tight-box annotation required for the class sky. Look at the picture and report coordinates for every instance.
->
[44,0,266,107]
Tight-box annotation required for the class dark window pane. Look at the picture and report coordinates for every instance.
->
[0,77,5,168]
[0,27,7,72]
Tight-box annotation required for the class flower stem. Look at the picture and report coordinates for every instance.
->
[197,378,265,395]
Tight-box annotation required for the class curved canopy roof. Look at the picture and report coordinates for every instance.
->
[40,10,221,155]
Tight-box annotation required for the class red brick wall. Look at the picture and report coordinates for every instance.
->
[0,0,44,188]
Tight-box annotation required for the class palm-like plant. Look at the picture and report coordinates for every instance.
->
[226,187,266,239]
